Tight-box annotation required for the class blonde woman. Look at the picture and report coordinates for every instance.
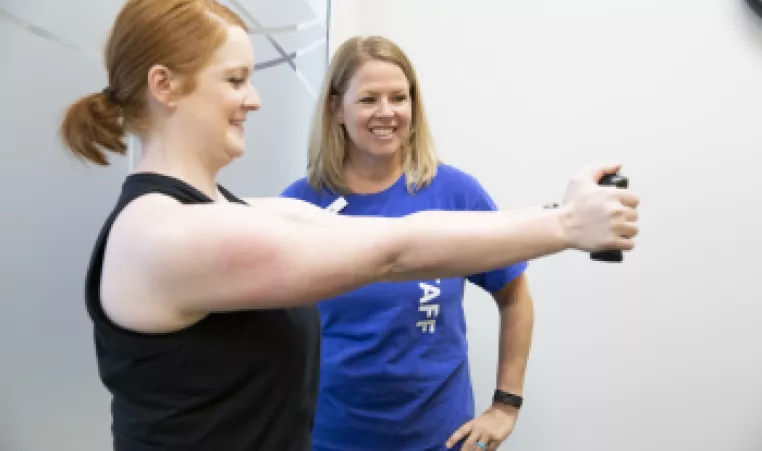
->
[283,36,548,451]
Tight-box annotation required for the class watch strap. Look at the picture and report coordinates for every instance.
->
[493,389,523,409]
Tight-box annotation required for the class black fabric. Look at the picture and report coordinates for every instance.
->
[84,173,320,451]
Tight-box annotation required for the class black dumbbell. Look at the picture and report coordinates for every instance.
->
[590,173,629,263]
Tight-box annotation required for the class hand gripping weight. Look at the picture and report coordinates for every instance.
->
[590,173,629,263]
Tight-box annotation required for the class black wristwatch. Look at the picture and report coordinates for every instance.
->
[493,389,523,409]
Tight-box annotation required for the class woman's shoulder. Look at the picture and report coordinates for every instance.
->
[430,163,485,192]
[280,177,308,195]
[280,177,319,199]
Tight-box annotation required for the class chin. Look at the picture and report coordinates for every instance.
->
[227,146,245,159]
[224,138,246,158]
[369,142,401,158]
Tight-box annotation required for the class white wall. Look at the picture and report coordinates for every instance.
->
[330,1,762,450]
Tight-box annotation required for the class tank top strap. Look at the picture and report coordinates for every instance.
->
[118,172,246,207]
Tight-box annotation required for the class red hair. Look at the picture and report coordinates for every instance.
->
[59,0,247,165]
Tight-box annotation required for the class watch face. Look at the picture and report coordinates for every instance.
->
[747,0,762,19]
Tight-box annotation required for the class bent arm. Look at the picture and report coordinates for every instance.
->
[492,273,534,400]
[132,198,569,313]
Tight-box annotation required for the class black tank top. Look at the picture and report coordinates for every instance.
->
[84,173,321,451]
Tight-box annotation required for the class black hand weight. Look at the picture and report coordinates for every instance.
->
[746,0,762,20]
[590,173,629,263]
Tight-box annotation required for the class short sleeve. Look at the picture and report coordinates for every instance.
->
[461,173,528,294]
[280,179,306,199]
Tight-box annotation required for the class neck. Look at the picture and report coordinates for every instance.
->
[343,147,403,194]
[135,134,223,201]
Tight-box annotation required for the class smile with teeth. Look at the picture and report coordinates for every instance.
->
[370,127,396,140]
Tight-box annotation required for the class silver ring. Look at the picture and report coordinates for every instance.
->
[476,441,488,450]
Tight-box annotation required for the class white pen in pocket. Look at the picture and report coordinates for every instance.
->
[326,197,347,214]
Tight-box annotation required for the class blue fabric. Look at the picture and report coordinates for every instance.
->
[281,164,527,451]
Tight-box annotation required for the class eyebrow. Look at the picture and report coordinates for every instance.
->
[359,89,409,96]
[223,65,255,74]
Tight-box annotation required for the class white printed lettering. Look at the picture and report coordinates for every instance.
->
[417,319,436,333]
[419,304,439,318]
[419,282,441,304]
[417,279,442,334]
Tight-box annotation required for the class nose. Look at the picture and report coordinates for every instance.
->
[243,83,261,112]
[375,97,393,117]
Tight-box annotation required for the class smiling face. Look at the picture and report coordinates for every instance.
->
[169,24,260,165]
[335,59,412,164]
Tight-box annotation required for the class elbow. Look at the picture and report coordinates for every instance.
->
[373,239,406,282]
[378,213,437,282]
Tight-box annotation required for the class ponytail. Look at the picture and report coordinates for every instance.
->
[59,90,126,166]
[58,0,248,166]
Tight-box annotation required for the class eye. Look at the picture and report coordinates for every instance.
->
[359,97,376,104]
[228,77,247,87]
[392,95,409,103]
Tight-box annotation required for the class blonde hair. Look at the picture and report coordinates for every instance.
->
[59,0,246,165]
[307,36,439,194]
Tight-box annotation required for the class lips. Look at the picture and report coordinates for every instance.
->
[370,126,396,140]
[230,119,245,131]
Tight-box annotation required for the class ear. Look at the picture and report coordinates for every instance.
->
[147,65,182,108]
[330,94,344,124]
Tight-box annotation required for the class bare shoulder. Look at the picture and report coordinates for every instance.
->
[98,192,399,320]
[100,193,205,334]
[99,193,319,331]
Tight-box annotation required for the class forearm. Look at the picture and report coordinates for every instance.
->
[384,207,570,282]
[247,198,571,283]
[495,287,535,395]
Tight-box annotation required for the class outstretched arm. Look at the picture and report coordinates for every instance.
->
[119,197,568,313]
[106,165,638,319]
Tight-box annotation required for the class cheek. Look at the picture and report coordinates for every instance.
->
[225,93,242,112]
[347,111,373,138]
[394,107,413,138]
[398,105,412,126]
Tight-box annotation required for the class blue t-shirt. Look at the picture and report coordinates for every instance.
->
[280,164,527,451]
